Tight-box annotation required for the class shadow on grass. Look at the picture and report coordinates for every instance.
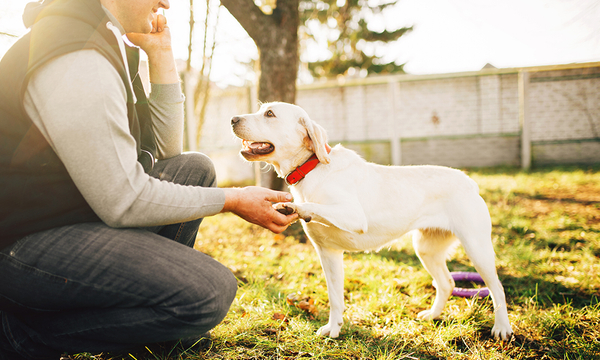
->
[513,191,600,206]
[501,273,599,309]
[466,164,600,175]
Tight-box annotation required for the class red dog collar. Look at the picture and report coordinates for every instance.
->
[285,145,331,186]
[285,154,320,185]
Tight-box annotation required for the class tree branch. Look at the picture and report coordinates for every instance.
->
[220,0,271,41]
[0,31,17,38]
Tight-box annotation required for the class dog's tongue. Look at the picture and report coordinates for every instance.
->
[246,141,274,155]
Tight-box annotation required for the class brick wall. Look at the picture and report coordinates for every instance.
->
[401,135,521,168]
[529,69,600,142]
[195,62,600,184]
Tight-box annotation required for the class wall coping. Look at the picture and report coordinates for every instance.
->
[297,61,600,91]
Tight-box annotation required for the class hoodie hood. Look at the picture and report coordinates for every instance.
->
[23,0,52,28]
[23,0,122,83]
[23,0,106,29]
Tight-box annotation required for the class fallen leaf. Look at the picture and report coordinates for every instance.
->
[286,293,301,305]
[286,293,318,315]
[272,313,287,322]
[264,328,278,335]
[297,300,318,315]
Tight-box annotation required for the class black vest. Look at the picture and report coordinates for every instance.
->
[0,0,157,248]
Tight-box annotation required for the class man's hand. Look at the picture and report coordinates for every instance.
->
[221,187,299,234]
[126,13,179,84]
[127,13,171,54]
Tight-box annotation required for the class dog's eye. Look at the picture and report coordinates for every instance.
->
[265,110,275,118]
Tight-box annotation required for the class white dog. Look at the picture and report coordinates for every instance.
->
[230,102,513,340]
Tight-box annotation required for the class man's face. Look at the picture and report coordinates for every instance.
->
[103,0,170,34]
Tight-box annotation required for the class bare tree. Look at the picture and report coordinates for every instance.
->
[186,0,195,72]
[182,0,197,151]
[193,0,221,147]
[182,0,220,151]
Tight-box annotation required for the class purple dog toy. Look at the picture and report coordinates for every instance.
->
[451,272,490,298]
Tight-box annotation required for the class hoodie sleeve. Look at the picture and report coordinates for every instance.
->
[23,49,226,227]
[148,82,185,159]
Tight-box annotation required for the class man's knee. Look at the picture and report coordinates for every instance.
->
[169,260,237,332]
[207,266,237,327]
[182,152,217,188]
[152,152,217,188]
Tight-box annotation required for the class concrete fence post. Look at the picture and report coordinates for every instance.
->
[183,71,199,151]
[388,80,402,165]
[519,70,531,170]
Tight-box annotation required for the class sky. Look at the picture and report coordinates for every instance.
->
[1,0,599,87]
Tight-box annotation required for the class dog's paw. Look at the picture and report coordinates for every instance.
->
[273,203,312,222]
[274,202,295,216]
[316,322,341,338]
[417,309,440,321]
[491,323,513,341]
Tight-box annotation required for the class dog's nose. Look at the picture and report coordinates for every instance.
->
[231,116,242,125]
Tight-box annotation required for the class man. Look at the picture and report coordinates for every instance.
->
[0,0,297,358]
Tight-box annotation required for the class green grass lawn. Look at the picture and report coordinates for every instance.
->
[85,165,600,360]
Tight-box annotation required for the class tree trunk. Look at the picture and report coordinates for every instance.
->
[221,0,299,189]
[255,3,299,103]
[220,1,299,103]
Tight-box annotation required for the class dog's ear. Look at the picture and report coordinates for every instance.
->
[300,116,330,164]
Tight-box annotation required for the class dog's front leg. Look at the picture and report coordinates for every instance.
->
[274,200,368,234]
[314,245,345,338]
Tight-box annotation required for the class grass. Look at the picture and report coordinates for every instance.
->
[78,165,600,360]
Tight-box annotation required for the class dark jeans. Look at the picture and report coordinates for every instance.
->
[0,153,237,359]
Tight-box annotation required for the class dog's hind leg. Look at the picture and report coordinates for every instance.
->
[413,228,458,321]
[456,233,513,339]
[314,245,345,338]
[452,198,513,340]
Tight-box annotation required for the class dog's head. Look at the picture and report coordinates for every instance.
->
[231,102,330,173]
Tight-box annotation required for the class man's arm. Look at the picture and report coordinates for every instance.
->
[23,49,226,227]
[147,83,184,159]
[127,14,183,160]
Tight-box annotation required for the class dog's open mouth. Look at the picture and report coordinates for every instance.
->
[241,140,274,156]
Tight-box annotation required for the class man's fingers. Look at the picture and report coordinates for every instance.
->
[265,190,296,231]
[272,209,298,225]
[151,13,167,33]
[269,213,298,234]
[157,14,167,30]
[270,205,299,232]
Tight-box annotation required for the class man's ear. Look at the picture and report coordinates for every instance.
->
[299,116,330,164]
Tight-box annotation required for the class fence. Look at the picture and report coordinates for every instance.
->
[194,62,600,185]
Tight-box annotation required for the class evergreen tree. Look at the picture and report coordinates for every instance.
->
[300,0,411,78]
